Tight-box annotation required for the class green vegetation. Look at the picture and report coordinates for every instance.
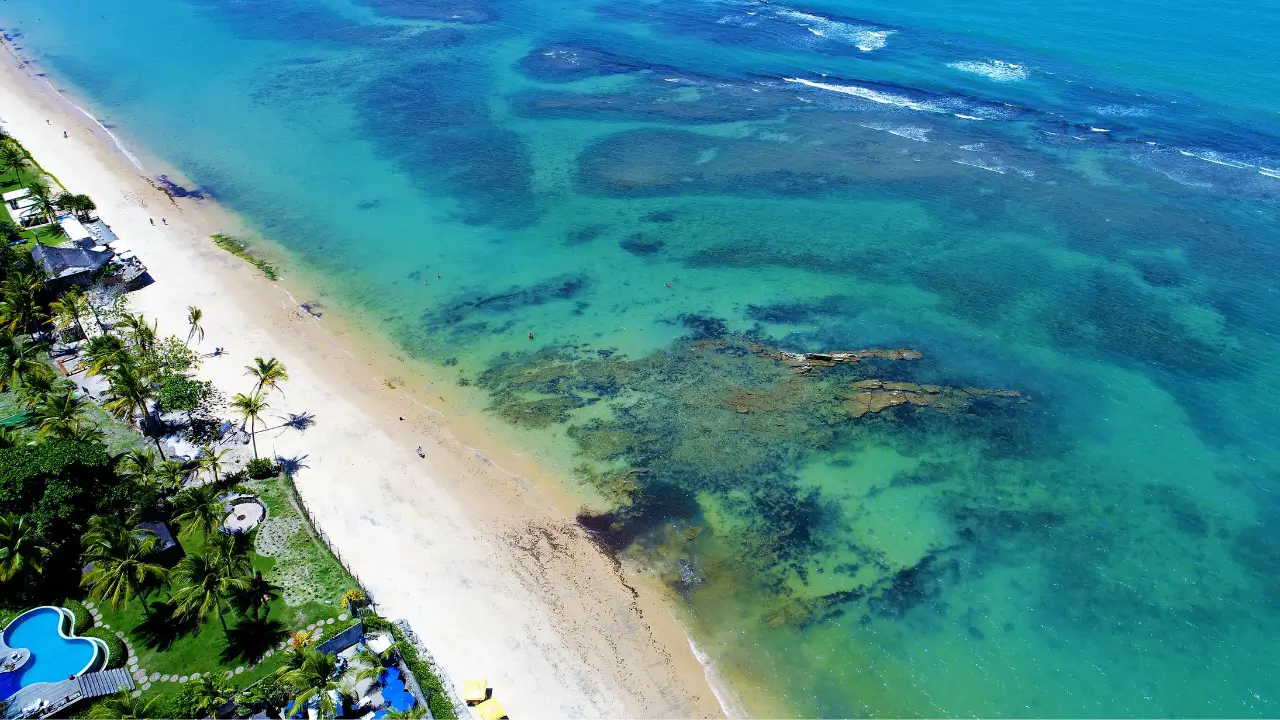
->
[81,626,127,669]
[362,615,458,719]
[211,234,279,281]
[64,598,93,631]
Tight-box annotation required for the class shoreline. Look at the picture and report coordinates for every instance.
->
[0,40,731,719]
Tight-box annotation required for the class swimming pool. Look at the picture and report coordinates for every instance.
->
[0,607,102,698]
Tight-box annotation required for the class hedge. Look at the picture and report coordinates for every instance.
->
[63,599,93,633]
[82,627,127,669]
[246,458,278,480]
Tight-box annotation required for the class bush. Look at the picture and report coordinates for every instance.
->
[63,599,92,632]
[246,458,277,479]
[82,627,127,669]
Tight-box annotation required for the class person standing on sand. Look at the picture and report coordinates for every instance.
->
[149,218,155,226]
[62,131,67,138]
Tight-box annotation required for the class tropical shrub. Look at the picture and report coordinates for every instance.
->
[63,598,92,632]
[246,458,277,480]
[362,615,457,719]
[82,627,127,669]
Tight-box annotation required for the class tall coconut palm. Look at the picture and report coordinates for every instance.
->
[86,690,167,720]
[0,142,28,186]
[0,273,45,333]
[50,286,91,341]
[171,484,224,539]
[245,357,289,396]
[155,459,190,492]
[26,180,58,227]
[235,570,281,621]
[117,313,157,360]
[171,546,247,633]
[0,332,52,392]
[209,531,253,579]
[103,359,164,458]
[117,447,157,483]
[83,333,129,376]
[16,369,67,410]
[199,444,230,485]
[186,305,204,346]
[31,388,90,440]
[277,647,343,719]
[0,513,49,583]
[230,391,269,459]
[184,673,236,718]
[80,516,169,613]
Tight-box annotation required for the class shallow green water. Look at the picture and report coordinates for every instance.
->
[3,0,1280,714]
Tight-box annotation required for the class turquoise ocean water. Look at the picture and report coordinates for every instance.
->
[4,0,1280,715]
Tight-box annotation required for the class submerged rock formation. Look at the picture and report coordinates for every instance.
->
[748,342,922,374]
[845,379,1022,418]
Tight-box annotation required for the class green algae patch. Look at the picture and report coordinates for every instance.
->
[212,233,280,280]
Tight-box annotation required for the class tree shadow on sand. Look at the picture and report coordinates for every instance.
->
[221,617,287,664]
[275,454,310,479]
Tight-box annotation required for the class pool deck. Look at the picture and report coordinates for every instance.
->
[1,669,134,719]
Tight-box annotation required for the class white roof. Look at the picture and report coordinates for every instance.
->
[59,216,92,242]
[2,188,29,202]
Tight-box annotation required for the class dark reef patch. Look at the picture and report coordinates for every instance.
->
[618,233,665,256]
[566,224,607,245]
[357,59,539,229]
[426,274,590,328]
[515,44,647,82]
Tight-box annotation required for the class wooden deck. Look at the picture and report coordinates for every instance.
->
[1,668,133,719]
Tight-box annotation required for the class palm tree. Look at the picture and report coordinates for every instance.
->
[184,674,236,718]
[0,142,28,186]
[0,513,49,583]
[235,570,281,621]
[199,444,230,485]
[186,305,204,346]
[83,333,128,376]
[80,516,169,613]
[116,312,157,361]
[117,447,158,483]
[103,359,164,457]
[245,357,289,396]
[0,332,52,392]
[50,286,91,341]
[209,531,253,579]
[170,484,224,539]
[155,459,190,491]
[171,546,247,633]
[0,220,23,246]
[31,388,91,440]
[0,273,45,333]
[0,427,18,450]
[17,369,67,410]
[26,180,58,227]
[86,690,167,720]
[277,647,343,719]
[385,705,428,720]
[230,391,269,459]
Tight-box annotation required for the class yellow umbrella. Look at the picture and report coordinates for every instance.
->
[475,698,508,720]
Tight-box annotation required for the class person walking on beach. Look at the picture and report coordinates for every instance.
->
[149,218,155,226]
[62,131,68,138]
[161,218,167,225]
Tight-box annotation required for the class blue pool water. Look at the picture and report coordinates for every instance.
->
[2,608,98,692]
[379,667,416,713]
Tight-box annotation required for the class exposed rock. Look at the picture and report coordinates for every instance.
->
[749,342,922,374]
[845,379,1022,418]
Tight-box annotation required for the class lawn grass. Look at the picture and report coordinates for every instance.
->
[0,159,71,250]
[88,470,362,706]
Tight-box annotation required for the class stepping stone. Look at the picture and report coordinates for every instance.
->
[161,674,171,682]
[101,623,110,630]
[84,601,95,609]
[306,623,316,630]
[131,690,141,698]
[311,628,322,639]
[143,682,151,691]
[180,675,189,683]
[265,649,274,658]
[115,631,125,639]
[149,672,159,682]
[326,618,334,625]
[234,666,244,675]
[338,613,349,621]
[191,673,201,680]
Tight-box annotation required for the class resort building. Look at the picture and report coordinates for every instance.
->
[29,244,114,294]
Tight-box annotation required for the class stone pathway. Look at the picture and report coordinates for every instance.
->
[83,600,351,698]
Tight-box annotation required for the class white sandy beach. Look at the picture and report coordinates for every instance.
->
[0,45,729,719]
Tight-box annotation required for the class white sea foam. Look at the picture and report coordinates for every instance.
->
[860,121,931,142]
[954,158,1006,174]
[783,77,944,113]
[948,59,1028,82]
[1178,149,1252,169]
[1260,167,1280,179]
[774,8,893,51]
[43,78,144,170]
[1093,104,1151,118]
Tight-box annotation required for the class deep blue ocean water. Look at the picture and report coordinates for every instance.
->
[3,0,1280,715]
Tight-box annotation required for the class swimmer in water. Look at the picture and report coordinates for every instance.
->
[528,332,534,340]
